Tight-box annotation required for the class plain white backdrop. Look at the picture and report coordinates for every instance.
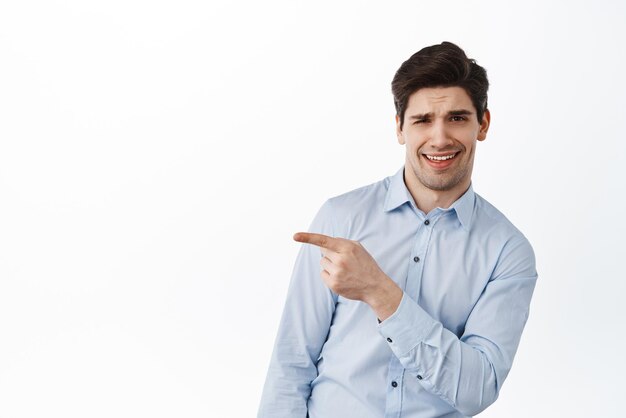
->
[1,1,625,417]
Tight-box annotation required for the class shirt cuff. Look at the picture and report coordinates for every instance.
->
[377,292,438,357]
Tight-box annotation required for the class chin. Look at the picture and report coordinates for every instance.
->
[422,179,460,192]
[417,170,469,192]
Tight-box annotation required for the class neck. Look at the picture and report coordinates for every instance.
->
[403,167,471,215]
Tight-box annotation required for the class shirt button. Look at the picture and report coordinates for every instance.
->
[391,381,398,388]
[386,337,393,343]
[424,220,430,225]
[413,256,420,262]
[417,375,423,380]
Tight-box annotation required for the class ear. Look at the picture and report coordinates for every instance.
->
[477,109,490,141]
[395,114,405,145]
[476,109,491,141]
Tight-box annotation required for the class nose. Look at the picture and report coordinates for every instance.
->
[428,120,454,149]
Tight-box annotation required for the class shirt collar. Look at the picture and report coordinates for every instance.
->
[448,183,475,231]
[383,167,414,213]
[384,166,476,230]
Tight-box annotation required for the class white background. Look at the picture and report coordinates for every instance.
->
[1,1,624,417]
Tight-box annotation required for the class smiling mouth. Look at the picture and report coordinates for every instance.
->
[424,152,459,161]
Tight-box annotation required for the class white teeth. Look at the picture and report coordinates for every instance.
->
[426,153,456,161]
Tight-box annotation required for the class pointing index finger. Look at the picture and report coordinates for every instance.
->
[293,232,342,252]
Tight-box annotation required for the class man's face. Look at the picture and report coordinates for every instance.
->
[396,86,490,193]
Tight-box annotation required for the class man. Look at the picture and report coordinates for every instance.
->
[258,41,537,418]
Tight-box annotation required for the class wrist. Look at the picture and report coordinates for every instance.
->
[365,275,403,322]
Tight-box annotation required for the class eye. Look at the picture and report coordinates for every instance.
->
[450,115,467,122]
[413,119,429,125]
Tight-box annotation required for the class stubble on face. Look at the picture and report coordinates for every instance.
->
[398,86,487,199]
[409,144,474,192]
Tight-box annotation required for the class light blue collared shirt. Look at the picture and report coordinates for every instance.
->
[258,167,537,418]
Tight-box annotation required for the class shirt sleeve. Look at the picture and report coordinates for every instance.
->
[377,235,538,416]
[257,200,338,418]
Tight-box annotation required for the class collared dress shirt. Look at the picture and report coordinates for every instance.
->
[258,167,538,418]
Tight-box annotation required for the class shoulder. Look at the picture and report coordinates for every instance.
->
[313,175,392,237]
[473,193,536,279]
[327,176,390,212]
[473,193,527,240]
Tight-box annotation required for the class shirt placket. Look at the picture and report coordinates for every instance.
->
[405,213,439,304]
[384,361,404,418]
[384,212,439,418]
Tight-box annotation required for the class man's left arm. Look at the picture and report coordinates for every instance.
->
[294,232,537,417]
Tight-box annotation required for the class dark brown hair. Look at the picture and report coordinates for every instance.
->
[392,41,489,129]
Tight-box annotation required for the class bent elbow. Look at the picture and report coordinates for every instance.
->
[455,394,498,417]
[454,365,501,416]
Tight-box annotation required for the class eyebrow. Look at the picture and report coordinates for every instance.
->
[408,109,474,120]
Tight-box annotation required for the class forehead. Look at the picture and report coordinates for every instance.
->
[406,86,475,113]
